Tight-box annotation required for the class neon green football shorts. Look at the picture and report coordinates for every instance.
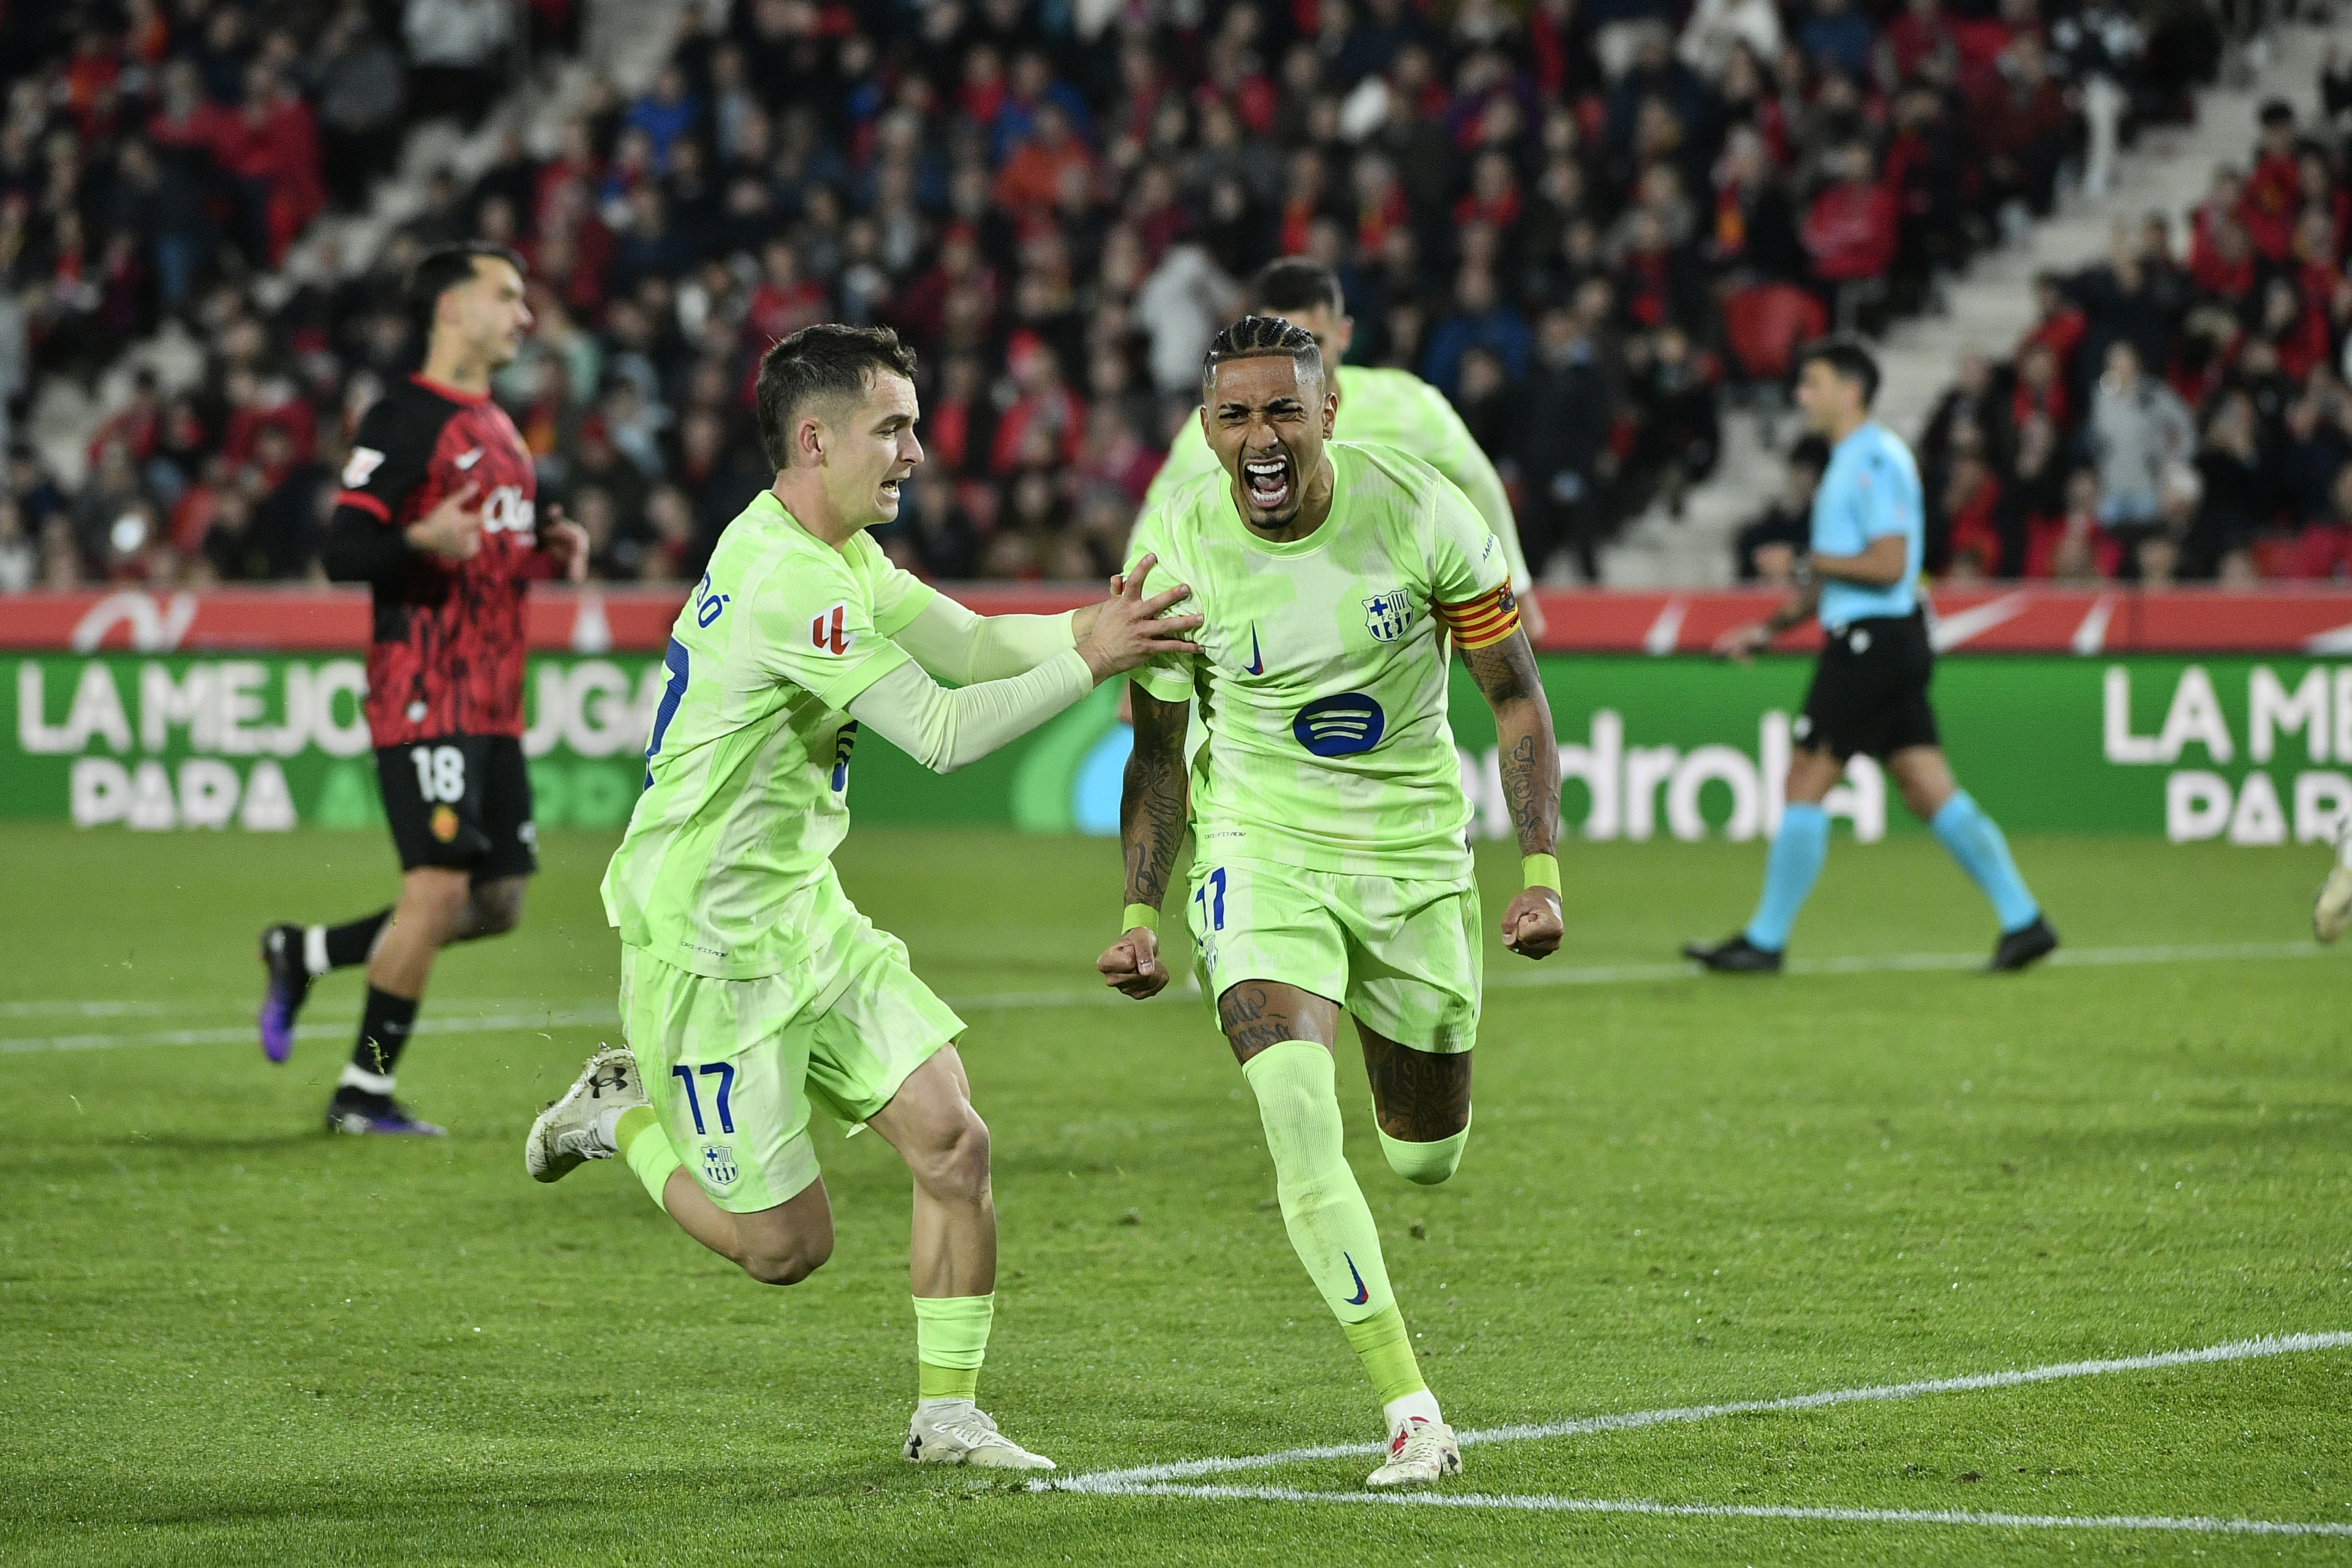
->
[1184,857,1482,1052]
[619,910,966,1214]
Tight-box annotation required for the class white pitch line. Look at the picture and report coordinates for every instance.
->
[1081,1484,2352,1537]
[1049,1331,2352,1492]
[0,939,2328,1052]
[0,1007,618,1055]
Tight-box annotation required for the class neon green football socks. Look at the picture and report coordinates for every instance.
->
[1241,1041,1396,1323]
[1343,1303,1429,1407]
[914,1293,994,1402]
[614,1105,682,1209]
[1377,1111,1471,1187]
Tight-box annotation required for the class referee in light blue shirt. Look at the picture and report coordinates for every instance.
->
[1684,337,2057,974]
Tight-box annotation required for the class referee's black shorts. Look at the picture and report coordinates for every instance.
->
[1794,607,1939,762]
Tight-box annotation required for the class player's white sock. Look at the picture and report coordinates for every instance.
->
[1384,1389,1443,1433]
[339,1063,396,1096]
[591,1105,627,1152]
[303,926,331,976]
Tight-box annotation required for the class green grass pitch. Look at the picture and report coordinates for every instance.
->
[2,821,2348,1565]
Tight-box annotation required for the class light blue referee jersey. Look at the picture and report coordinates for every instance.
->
[1812,421,1923,628]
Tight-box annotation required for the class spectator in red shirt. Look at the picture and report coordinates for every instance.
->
[2027,468,2125,580]
[1803,142,1898,328]
[994,103,1094,218]
[2012,340,2072,435]
[1968,33,2074,218]
[989,331,1083,476]
[1943,440,2007,580]
[743,240,830,346]
[2018,272,2088,370]
[2239,99,2302,262]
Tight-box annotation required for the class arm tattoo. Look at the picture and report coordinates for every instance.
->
[1121,686,1192,911]
[1360,1026,1472,1141]
[1460,630,1561,858]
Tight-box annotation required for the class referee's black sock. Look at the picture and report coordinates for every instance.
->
[342,987,419,1100]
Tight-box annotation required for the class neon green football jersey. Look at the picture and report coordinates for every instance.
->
[601,490,937,980]
[1142,364,1530,590]
[1124,440,1521,882]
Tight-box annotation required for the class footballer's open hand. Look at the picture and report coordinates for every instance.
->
[1098,926,1170,999]
[1500,888,1563,959]
[1078,554,1203,681]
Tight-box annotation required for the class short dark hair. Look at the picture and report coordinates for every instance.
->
[406,241,526,334]
[1796,334,1881,408]
[1201,314,1323,397]
[1248,257,1345,318]
[754,322,919,469]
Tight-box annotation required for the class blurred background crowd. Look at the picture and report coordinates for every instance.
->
[4,0,2336,597]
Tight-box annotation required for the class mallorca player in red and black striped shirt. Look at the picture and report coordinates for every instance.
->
[258,242,588,1135]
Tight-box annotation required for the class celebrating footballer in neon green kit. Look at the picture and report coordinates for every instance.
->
[1142,258,1545,642]
[1098,316,1566,1490]
[523,324,1200,1471]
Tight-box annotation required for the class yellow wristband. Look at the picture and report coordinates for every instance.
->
[1521,854,1560,893]
[1121,903,1160,934]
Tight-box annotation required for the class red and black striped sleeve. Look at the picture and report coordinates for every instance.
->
[321,389,448,585]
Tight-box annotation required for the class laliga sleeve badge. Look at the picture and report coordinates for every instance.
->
[430,804,461,842]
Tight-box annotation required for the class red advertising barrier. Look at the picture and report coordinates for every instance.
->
[8,584,2352,655]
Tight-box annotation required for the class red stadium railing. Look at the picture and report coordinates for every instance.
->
[11,586,2352,656]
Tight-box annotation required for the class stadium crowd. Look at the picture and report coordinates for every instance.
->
[1841,74,2352,588]
[0,0,2256,595]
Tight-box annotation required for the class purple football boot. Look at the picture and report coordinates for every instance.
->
[257,924,312,1063]
[324,1088,446,1136]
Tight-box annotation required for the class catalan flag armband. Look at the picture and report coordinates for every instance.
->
[1435,583,1522,651]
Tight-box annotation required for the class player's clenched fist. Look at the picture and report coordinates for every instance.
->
[1500,888,1563,959]
[1098,925,1170,999]
[406,481,483,561]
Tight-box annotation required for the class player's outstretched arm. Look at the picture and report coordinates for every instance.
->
[847,561,1200,775]
[892,594,1085,686]
[1098,685,1191,999]
[1462,629,1565,960]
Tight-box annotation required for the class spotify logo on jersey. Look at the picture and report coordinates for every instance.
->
[1293,693,1386,757]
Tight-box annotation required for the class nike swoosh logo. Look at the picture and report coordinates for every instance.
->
[454,447,485,470]
[1342,1251,1370,1306]
[1244,626,1264,676]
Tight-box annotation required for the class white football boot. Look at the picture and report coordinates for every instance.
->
[904,1401,1056,1470]
[1367,1416,1462,1488]
[2316,827,2352,942]
[525,1045,646,1181]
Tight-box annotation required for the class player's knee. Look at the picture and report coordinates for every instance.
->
[469,880,526,936]
[932,1109,993,1202]
[402,874,472,935]
[740,1236,831,1287]
[898,1096,991,1203]
[1377,1122,1470,1187]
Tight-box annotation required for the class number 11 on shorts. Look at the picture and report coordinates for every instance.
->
[1193,866,1227,931]
[671,1063,735,1135]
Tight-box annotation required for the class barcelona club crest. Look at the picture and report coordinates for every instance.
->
[1363,591,1413,643]
[702,1143,738,1189]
